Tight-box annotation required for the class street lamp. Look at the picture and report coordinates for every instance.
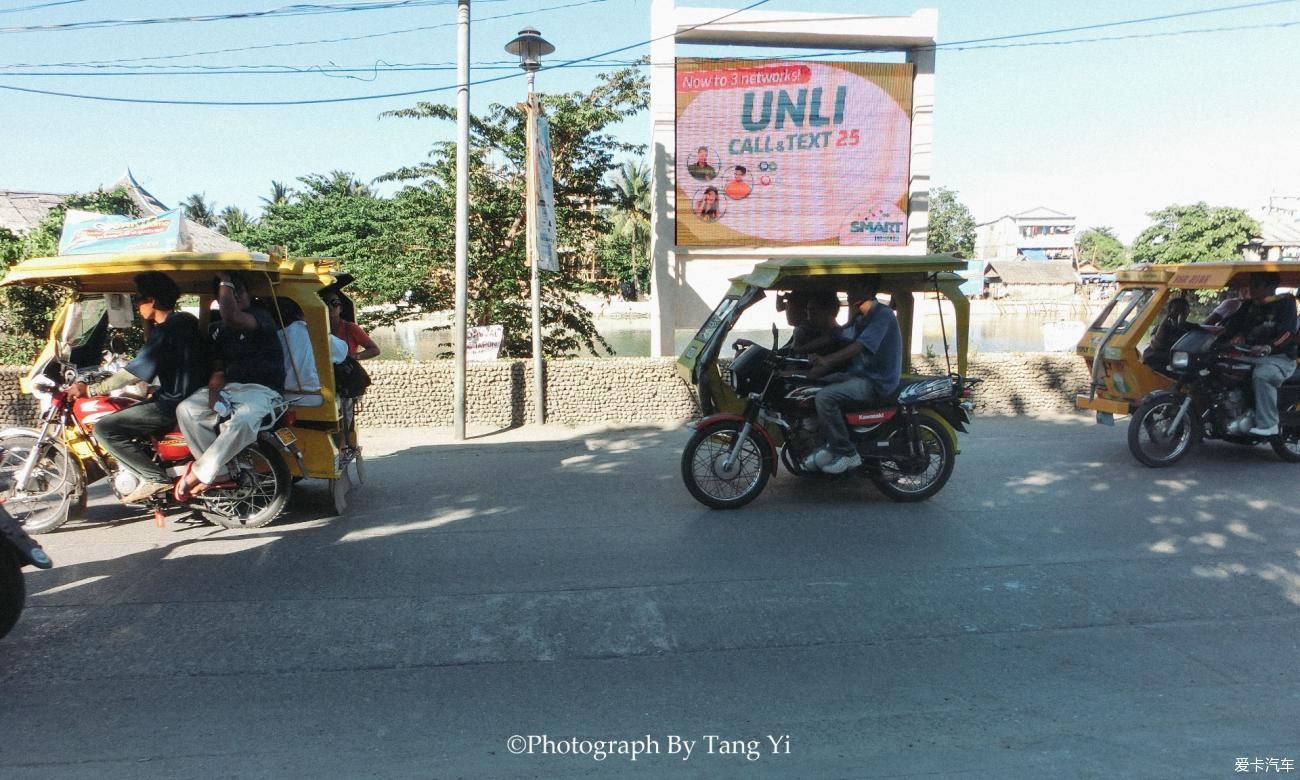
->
[505,27,553,426]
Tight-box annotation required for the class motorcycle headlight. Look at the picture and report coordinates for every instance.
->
[1170,352,1189,369]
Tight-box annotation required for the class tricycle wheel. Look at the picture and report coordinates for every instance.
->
[197,441,291,529]
[1128,395,1197,468]
[1271,426,1300,463]
[871,418,956,502]
[681,420,772,509]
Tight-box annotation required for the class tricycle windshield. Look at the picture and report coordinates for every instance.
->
[691,294,745,349]
[58,295,111,366]
[1089,288,1155,334]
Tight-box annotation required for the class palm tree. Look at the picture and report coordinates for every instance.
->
[300,170,374,200]
[609,159,650,293]
[218,206,253,237]
[261,180,292,208]
[181,193,218,228]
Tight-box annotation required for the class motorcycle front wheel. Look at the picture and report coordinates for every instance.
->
[0,433,86,534]
[1128,395,1198,467]
[0,544,24,640]
[196,441,292,529]
[872,418,956,502]
[681,420,772,509]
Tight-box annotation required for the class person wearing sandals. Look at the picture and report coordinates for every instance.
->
[174,271,285,500]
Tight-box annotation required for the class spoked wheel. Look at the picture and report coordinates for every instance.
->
[681,420,772,509]
[1271,425,1300,463]
[197,441,291,529]
[0,434,85,534]
[1128,395,1197,468]
[872,418,956,502]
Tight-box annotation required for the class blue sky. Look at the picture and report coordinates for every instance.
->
[1,0,1297,242]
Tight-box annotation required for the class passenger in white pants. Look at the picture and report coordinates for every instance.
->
[175,271,285,500]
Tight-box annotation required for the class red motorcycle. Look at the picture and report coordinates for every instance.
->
[0,360,300,532]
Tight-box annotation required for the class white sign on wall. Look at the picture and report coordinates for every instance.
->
[466,325,504,361]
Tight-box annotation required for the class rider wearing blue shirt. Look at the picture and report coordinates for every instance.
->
[801,276,902,475]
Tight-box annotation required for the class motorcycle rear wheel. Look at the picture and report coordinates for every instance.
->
[196,441,292,529]
[1271,426,1300,462]
[872,419,956,502]
[682,420,772,509]
[0,544,24,640]
[1128,395,1197,468]
[0,434,86,534]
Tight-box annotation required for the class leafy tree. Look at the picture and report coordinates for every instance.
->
[601,158,651,295]
[376,64,649,357]
[232,173,414,326]
[0,188,138,363]
[1132,203,1259,265]
[1076,226,1128,269]
[262,180,292,207]
[927,187,976,257]
[181,192,218,228]
[218,206,254,237]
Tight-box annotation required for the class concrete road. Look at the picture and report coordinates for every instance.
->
[2,415,1298,778]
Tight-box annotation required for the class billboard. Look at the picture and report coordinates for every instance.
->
[675,59,913,248]
[59,208,189,256]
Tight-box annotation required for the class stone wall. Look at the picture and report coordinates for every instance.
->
[0,353,1094,429]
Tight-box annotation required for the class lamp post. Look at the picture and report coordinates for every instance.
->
[505,27,553,426]
[453,0,470,440]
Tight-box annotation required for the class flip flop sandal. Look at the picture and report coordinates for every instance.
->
[174,463,195,503]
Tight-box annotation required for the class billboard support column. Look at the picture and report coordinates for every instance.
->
[649,0,677,357]
[906,27,936,252]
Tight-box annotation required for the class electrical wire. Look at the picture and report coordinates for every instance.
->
[0,0,456,34]
[7,0,606,68]
[1,0,1295,105]
[0,0,89,13]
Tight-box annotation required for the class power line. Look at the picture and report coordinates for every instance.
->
[0,0,89,13]
[0,0,457,34]
[1,0,1294,105]
[10,0,606,67]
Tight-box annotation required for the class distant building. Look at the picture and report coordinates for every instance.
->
[975,207,1077,264]
[1248,196,1300,261]
[0,170,246,253]
[983,260,1078,301]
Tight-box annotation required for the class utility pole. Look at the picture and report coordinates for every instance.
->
[506,27,554,425]
[453,0,470,440]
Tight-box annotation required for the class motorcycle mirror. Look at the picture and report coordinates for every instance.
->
[771,323,779,350]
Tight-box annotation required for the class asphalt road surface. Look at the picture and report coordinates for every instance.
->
[3,415,1298,778]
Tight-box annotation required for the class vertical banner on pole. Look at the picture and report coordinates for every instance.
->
[528,101,560,272]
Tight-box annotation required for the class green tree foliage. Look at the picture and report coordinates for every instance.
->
[0,188,138,363]
[374,64,649,356]
[926,187,976,257]
[181,192,218,228]
[1131,203,1259,265]
[1075,226,1128,269]
[230,173,415,326]
[599,158,651,295]
[218,206,254,237]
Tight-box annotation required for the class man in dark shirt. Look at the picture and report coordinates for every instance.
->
[1234,272,1298,437]
[801,276,902,475]
[67,272,209,503]
[174,271,285,499]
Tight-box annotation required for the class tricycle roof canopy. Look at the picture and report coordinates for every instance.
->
[0,250,339,293]
[1115,261,1300,289]
[730,254,968,290]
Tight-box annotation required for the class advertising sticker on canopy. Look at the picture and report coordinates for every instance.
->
[675,58,913,248]
[58,208,189,256]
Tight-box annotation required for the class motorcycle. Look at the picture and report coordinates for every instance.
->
[682,331,978,508]
[0,501,53,640]
[1127,324,1300,467]
[0,358,299,532]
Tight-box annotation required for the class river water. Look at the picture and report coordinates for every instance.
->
[371,312,1091,360]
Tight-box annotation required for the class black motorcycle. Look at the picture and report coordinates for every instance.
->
[682,337,978,509]
[1128,324,1300,467]
[0,501,53,640]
